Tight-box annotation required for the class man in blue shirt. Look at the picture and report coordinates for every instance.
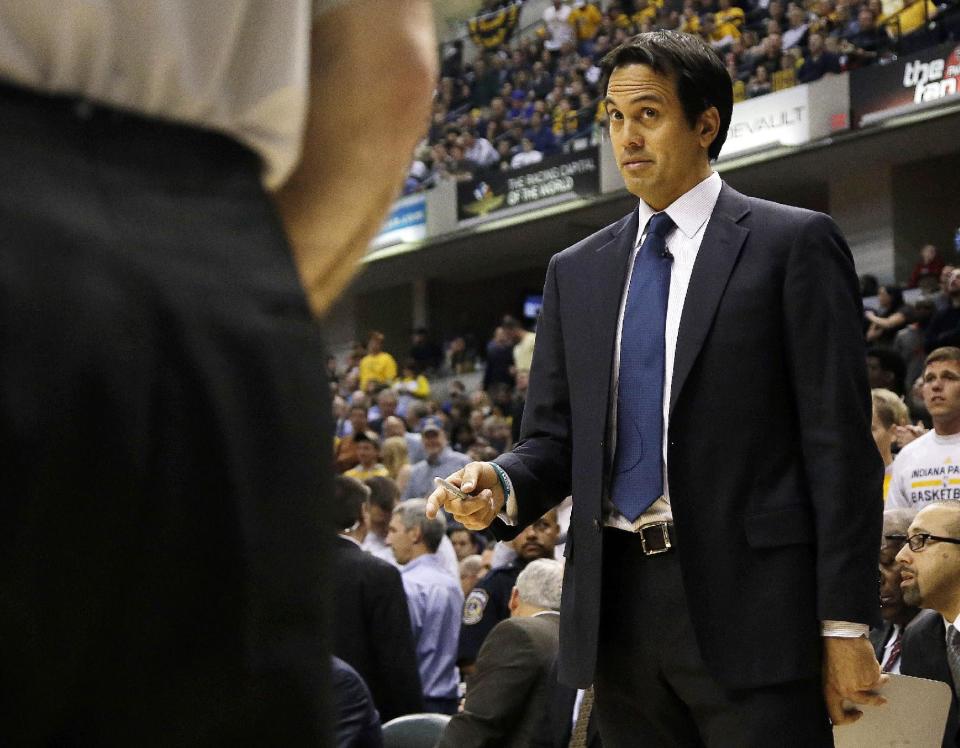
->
[388,498,465,714]
[402,418,471,500]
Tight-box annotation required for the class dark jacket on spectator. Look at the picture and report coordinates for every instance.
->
[332,657,383,748]
[798,51,841,82]
[331,536,424,722]
[925,305,960,352]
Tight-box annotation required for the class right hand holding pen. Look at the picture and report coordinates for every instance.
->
[425,462,505,530]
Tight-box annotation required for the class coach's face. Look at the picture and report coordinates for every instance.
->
[605,64,718,211]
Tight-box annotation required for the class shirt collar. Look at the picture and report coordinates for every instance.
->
[636,171,722,243]
[338,533,362,548]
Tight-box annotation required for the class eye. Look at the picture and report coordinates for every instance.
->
[642,108,658,118]
[608,109,623,121]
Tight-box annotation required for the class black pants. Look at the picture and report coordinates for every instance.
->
[0,83,333,746]
[594,528,833,748]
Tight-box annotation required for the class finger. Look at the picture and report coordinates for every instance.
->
[845,689,887,707]
[460,510,496,531]
[425,486,448,518]
[460,462,485,493]
[832,708,863,726]
[447,491,495,518]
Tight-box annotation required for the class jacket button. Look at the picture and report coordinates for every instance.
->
[593,518,602,532]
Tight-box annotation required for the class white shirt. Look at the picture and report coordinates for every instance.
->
[606,171,723,530]
[0,1,347,188]
[886,429,960,510]
[543,4,575,50]
[511,150,545,169]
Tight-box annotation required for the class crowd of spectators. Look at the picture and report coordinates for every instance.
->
[403,0,942,195]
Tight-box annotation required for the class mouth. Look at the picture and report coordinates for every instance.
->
[522,543,543,554]
[621,159,653,171]
[900,571,915,585]
[879,595,897,607]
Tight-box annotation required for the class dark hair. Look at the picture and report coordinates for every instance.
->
[599,31,732,160]
[333,476,369,531]
[878,285,904,313]
[365,475,400,513]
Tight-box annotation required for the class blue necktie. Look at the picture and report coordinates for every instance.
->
[611,212,675,522]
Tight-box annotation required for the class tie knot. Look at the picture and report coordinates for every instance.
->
[646,212,675,240]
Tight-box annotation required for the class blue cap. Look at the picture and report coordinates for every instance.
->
[420,416,445,434]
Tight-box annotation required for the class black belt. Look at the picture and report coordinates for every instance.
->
[608,521,676,556]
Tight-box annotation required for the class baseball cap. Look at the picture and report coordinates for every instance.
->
[420,416,445,434]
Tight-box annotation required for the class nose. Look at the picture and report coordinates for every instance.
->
[895,545,910,563]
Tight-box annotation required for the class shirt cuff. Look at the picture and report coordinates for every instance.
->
[821,620,870,638]
[490,462,518,526]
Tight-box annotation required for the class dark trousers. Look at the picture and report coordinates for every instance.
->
[0,83,333,746]
[594,528,833,748]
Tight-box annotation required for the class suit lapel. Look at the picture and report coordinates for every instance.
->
[670,184,751,415]
[588,209,638,407]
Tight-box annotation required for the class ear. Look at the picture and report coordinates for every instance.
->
[508,586,520,614]
[698,106,721,150]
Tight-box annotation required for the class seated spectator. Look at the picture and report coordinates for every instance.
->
[387,499,464,715]
[483,326,516,392]
[335,401,371,473]
[871,388,910,499]
[713,0,745,40]
[867,347,907,396]
[888,348,960,512]
[896,297,938,392]
[446,144,479,182]
[402,417,471,500]
[331,657,384,748]
[526,111,559,155]
[842,7,891,66]
[460,129,499,170]
[361,475,401,562]
[896,501,960,746]
[450,527,486,562]
[908,243,946,289]
[332,477,423,724]
[543,0,576,52]
[781,5,810,49]
[437,559,564,748]
[870,508,921,674]
[446,335,476,375]
[482,414,513,453]
[459,511,560,674]
[409,328,442,373]
[865,285,909,346]
[395,360,431,408]
[368,389,399,434]
[570,0,603,55]
[511,137,545,169]
[359,331,397,392]
[383,414,426,464]
[798,32,841,82]
[459,554,487,596]
[746,64,773,97]
[926,268,960,352]
[344,432,390,481]
[381,436,413,496]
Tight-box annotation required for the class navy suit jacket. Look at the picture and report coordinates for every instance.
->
[493,182,883,689]
[901,609,959,747]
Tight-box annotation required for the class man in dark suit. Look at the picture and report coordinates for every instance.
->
[896,501,960,746]
[532,659,603,748]
[331,476,424,723]
[437,559,563,748]
[428,30,883,746]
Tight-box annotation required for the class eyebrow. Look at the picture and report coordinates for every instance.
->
[604,94,665,108]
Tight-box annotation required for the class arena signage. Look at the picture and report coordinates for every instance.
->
[719,73,850,159]
[371,193,427,249]
[851,41,960,127]
[457,147,600,224]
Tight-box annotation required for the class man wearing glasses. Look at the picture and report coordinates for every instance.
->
[896,500,960,746]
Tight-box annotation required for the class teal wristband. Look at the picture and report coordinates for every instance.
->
[488,462,510,502]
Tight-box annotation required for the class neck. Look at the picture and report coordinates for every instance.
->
[643,165,713,212]
[933,413,960,436]
[512,602,550,618]
[408,546,429,563]
[892,606,919,628]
